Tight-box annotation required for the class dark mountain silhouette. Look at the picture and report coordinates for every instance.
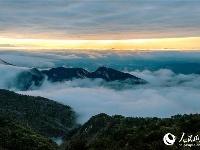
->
[0,59,14,66]
[0,58,146,90]
[88,66,141,81]
[42,67,90,82]
[42,66,146,83]
[13,66,146,90]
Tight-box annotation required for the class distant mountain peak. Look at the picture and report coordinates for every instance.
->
[95,66,108,71]
[90,66,143,82]
[0,59,9,65]
[9,66,147,90]
[42,66,146,83]
[0,58,13,66]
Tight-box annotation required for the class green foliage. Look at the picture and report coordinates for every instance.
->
[67,139,88,150]
[0,89,78,138]
[67,113,200,150]
[0,118,57,150]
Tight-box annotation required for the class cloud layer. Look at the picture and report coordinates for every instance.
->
[1,50,200,123]
[16,69,200,123]
[0,0,200,39]
[1,50,200,73]
[0,64,197,124]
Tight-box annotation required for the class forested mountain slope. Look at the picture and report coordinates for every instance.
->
[0,89,77,138]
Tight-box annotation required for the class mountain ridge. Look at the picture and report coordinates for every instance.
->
[0,58,146,87]
[0,59,14,66]
[0,89,78,138]
[42,66,146,83]
[0,60,147,90]
[64,113,200,150]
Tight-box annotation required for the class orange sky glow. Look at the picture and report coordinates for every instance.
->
[0,37,200,51]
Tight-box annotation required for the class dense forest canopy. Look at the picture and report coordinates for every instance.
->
[0,89,78,137]
[0,89,200,150]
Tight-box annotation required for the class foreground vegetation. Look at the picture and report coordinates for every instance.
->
[66,113,200,150]
[0,89,77,138]
[0,117,57,150]
[0,89,200,150]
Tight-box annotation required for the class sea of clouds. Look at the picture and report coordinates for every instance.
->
[1,50,200,123]
[1,49,200,71]
[18,70,200,123]
[1,64,200,123]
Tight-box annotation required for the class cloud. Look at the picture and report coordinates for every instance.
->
[12,68,200,124]
[1,50,200,72]
[0,54,55,68]
[0,50,82,68]
[1,54,200,124]
[130,69,200,88]
[0,65,28,90]
[0,1,200,39]
[0,44,16,47]
[63,54,82,59]
[1,50,200,126]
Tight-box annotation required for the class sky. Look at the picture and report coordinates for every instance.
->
[0,0,200,50]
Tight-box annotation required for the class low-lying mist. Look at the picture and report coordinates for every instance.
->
[0,65,197,123]
[0,65,29,90]
[1,48,200,123]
